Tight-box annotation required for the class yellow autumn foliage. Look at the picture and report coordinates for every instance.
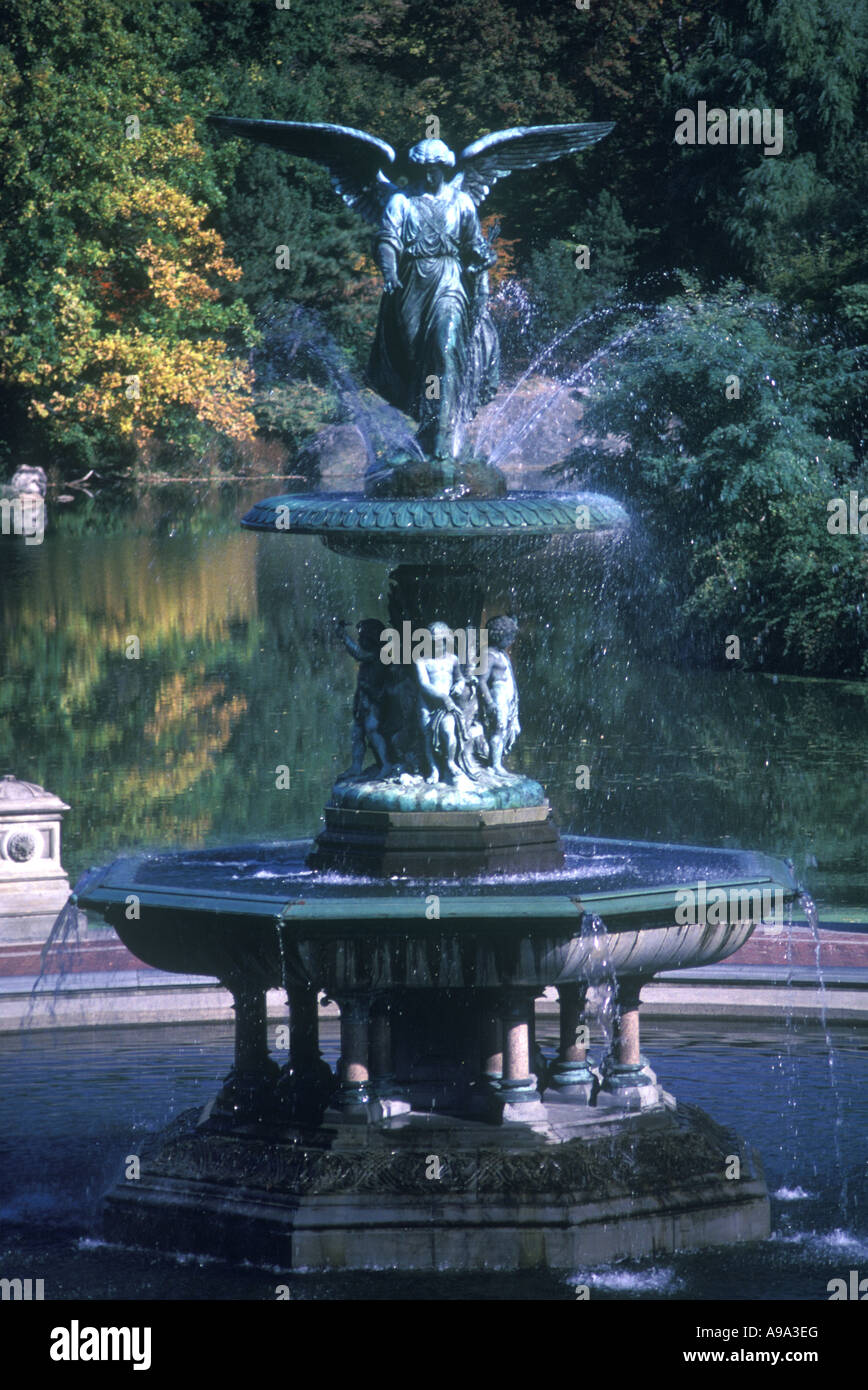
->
[124,670,249,804]
[26,118,257,449]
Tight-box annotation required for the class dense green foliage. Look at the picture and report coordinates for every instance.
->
[0,2,262,475]
[563,281,868,676]
[0,0,865,675]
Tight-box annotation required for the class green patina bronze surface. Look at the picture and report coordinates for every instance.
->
[241,490,630,565]
[241,492,628,831]
[210,116,615,477]
[241,491,628,538]
[220,126,634,854]
[328,770,547,813]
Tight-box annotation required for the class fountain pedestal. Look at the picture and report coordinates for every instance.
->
[293,526,577,879]
[64,466,804,1272]
[309,802,564,877]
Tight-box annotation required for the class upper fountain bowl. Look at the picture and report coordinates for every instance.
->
[241,489,629,562]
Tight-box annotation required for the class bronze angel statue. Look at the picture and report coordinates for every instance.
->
[209,116,614,467]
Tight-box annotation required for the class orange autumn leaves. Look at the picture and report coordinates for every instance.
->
[30,118,257,448]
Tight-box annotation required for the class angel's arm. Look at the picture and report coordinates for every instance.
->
[342,633,366,662]
[335,620,365,662]
[374,193,407,292]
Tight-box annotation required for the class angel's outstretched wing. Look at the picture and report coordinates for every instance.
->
[455,122,615,207]
[207,117,399,226]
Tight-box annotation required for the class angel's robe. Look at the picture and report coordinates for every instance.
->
[367,182,499,458]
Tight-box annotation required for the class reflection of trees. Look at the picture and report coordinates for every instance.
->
[482,558,868,907]
[0,531,263,862]
[127,672,247,802]
[0,521,389,877]
[251,533,386,805]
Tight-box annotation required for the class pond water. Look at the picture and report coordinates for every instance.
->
[1,486,866,920]
[0,1019,865,1300]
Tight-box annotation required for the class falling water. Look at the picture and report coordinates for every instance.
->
[22,886,87,1029]
[254,284,740,490]
[778,898,805,1197]
[257,292,660,478]
[580,911,619,1060]
[256,306,424,466]
[799,889,849,1213]
[485,315,646,468]
[475,293,624,454]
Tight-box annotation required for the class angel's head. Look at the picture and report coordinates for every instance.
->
[409,138,455,192]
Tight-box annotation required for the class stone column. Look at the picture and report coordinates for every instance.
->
[479,1007,503,1087]
[279,983,334,1121]
[369,1000,393,1089]
[216,980,279,1122]
[335,994,372,1113]
[232,983,277,1078]
[368,997,410,1118]
[547,983,595,1101]
[503,998,531,1085]
[495,990,546,1122]
[599,978,658,1108]
[616,986,642,1067]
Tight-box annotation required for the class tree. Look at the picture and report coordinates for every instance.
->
[0,1,257,475]
[527,191,645,337]
[661,0,868,309]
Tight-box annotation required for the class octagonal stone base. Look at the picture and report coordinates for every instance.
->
[104,1101,769,1271]
[308,800,565,877]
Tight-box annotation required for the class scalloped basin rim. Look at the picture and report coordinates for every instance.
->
[240,490,630,538]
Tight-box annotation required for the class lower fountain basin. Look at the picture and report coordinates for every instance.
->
[71,835,798,1269]
[75,834,799,993]
[100,1099,771,1272]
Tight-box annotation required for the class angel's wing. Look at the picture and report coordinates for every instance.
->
[455,122,615,207]
[207,117,399,226]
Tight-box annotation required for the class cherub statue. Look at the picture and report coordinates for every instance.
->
[209,115,614,462]
[337,618,394,778]
[452,663,488,766]
[477,615,521,776]
[415,622,478,784]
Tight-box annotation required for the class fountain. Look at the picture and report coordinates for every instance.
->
[73,116,799,1271]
